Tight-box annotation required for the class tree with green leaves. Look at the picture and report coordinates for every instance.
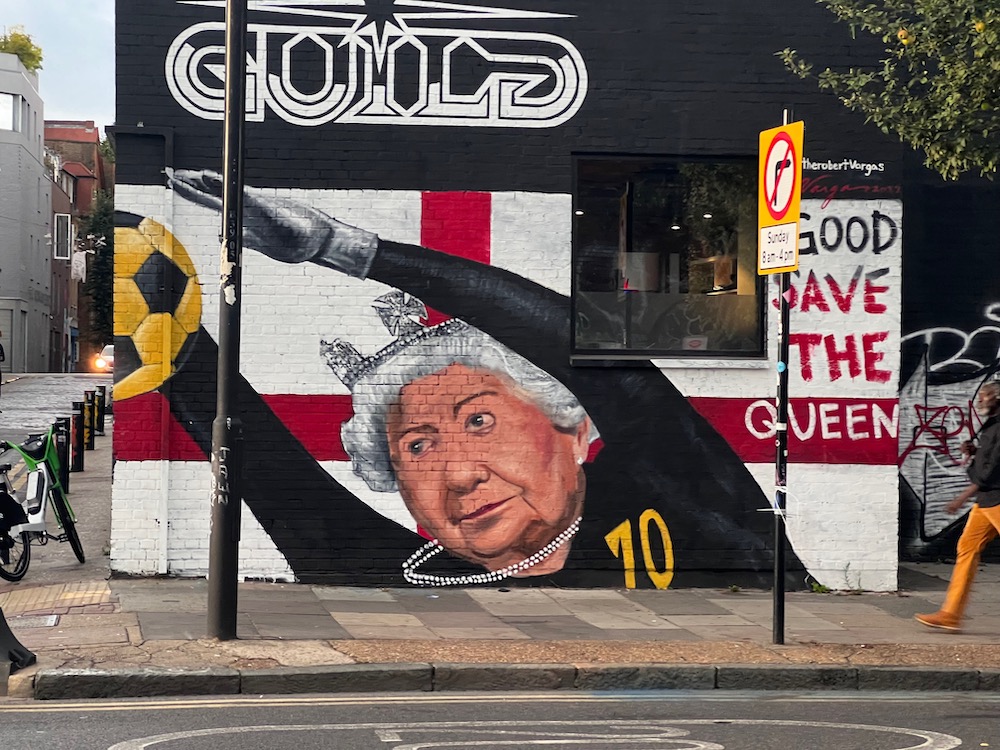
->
[99,136,116,164]
[0,26,43,73]
[779,1,999,180]
[81,191,114,347]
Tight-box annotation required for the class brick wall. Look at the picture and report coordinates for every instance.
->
[113,0,904,589]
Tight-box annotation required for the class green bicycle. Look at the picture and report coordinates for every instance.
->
[0,425,84,581]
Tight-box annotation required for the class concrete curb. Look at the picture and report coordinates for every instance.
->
[26,662,1000,700]
[34,667,240,700]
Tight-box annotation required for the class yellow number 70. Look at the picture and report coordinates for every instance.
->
[603,509,674,589]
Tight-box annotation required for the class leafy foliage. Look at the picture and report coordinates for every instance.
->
[82,191,115,346]
[99,137,115,164]
[779,1,1000,180]
[0,26,43,73]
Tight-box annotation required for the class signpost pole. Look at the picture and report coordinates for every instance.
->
[207,0,248,641]
[772,107,793,646]
[757,109,802,646]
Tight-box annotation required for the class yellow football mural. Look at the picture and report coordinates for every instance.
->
[113,215,202,401]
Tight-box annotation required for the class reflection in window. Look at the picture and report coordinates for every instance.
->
[573,157,764,357]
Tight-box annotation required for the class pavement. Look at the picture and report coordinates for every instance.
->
[4,384,1000,700]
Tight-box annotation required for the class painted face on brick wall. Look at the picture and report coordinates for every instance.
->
[386,364,589,574]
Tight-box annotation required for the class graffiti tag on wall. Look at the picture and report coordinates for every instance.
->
[899,311,1000,546]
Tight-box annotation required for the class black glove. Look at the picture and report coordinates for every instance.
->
[168,169,380,278]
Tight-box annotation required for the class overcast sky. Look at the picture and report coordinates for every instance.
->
[3,0,115,134]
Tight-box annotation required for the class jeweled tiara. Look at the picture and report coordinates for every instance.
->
[320,291,468,389]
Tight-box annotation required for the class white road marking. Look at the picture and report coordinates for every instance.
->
[102,719,960,750]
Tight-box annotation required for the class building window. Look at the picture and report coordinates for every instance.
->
[573,156,764,359]
[0,92,21,131]
[54,213,72,260]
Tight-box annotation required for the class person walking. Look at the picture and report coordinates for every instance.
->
[916,381,1000,632]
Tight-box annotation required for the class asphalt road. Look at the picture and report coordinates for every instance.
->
[0,692,996,749]
[0,373,114,585]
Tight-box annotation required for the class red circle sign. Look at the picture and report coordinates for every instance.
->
[764,132,798,222]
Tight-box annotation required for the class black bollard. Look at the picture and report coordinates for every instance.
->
[1,607,36,673]
[55,418,71,493]
[83,390,96,451]
[95,385,107,436]
[71,402,85,472]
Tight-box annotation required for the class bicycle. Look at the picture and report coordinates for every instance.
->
[0,425,85,581]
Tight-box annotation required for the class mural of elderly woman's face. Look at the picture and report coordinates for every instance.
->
[386,364,589,573]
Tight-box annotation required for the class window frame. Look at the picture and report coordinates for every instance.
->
[570,152,767,364]
[0,92,20,132]
[53,213,72,260]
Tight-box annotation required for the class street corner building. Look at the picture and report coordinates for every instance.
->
[109,0,999,591]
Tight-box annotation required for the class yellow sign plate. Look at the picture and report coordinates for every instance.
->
[758,121,804,275]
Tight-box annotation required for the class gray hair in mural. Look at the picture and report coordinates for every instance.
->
[322,291,597,493]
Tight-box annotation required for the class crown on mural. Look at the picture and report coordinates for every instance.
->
[321,290,468,389]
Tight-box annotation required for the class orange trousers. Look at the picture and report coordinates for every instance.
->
[941,503,1000,621]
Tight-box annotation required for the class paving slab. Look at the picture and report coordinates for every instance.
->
[465,589,572,617]
[247,613,352,639]
[318,599,409,615]
[623,591,733,616]
[499,616,615,641]
[389,589,486,613]
[137,612,259,640]
[14,625,130,649]
[310,587,396,602]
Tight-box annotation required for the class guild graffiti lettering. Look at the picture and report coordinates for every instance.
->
[166,0,589,128]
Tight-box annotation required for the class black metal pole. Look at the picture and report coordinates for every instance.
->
[773,270,790,645]
[1,607,36,673]
[71,402,85,472]
[773,107,793,646]
[55,417,71,493]
[207,0,248,641]
[95,385,107,436]
[83,390,96,451]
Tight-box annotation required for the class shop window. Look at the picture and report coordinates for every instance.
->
[573,156,764,359]
[54,213,72,260]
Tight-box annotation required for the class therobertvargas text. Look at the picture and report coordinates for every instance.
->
[803,158,886,176]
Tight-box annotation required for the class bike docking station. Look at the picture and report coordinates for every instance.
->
[1,382,110,678]
[1,383,109,586]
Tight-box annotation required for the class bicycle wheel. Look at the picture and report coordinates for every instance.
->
[50,487,85,563]
[0,530,30,581]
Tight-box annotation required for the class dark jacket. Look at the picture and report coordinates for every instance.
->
[969,415,1000,508]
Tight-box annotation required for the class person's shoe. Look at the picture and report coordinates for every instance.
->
[914,611,962,632]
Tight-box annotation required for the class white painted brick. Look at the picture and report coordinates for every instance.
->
[114,186,903,590]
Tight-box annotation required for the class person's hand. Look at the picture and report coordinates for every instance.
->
[959,440,977,458]
[946,496,968,515]
[168,169,379,277]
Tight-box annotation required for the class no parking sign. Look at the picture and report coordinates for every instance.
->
[758,122,804,275]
